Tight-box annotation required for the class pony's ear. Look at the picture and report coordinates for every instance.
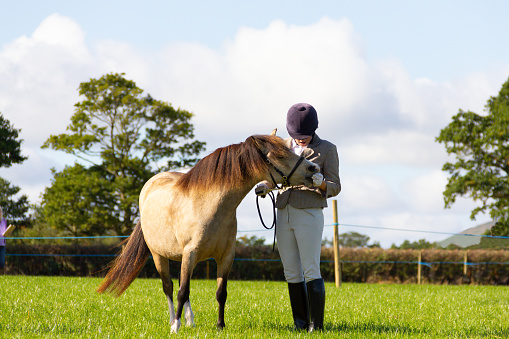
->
[270,128,277,136]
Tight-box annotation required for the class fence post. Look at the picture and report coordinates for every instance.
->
[332,200,341,287]
[417,250,422,285]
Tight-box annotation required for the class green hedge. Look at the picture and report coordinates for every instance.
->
[5,244,509,284]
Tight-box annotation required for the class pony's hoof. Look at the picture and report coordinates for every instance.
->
[216,322,225,331]
[170,319,181,334]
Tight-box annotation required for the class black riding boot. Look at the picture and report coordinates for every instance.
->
[287,281,310,330]
[307,278,325,332]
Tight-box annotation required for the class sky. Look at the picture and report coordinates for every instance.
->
[1,0,509,247]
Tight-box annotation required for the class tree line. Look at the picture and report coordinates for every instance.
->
[2,73,509,244]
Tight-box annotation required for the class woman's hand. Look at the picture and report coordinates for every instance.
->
[255,183,269,198]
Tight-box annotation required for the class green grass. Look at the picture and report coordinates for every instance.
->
[1,276,508,338]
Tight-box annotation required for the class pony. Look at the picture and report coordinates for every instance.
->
[97,131,319,334]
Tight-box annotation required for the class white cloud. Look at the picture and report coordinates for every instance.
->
[151,17,374,148]
[0,14,91,149]
[402,170,448,212]
[340,173,405,213]
[32,14,89,59]
[342,130,447,167]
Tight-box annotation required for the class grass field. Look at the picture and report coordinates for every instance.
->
[1,276,508,338]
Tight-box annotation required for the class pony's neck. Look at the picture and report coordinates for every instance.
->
[229,176,261,200]
[205,175,261,213]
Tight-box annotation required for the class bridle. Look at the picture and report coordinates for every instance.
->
[251,136,307,189]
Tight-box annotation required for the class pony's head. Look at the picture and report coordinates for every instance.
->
[249,132,319,188]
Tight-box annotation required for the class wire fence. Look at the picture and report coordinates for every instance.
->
[3,222,509,266]
[4,222,509,240]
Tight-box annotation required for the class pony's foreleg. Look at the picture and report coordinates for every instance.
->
[176,274,195,327]
[173,278,194,327]
[152,254,176,324]
[171,249,197,334]
[216,253,234,330]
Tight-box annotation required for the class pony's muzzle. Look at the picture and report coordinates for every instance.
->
[308,164,319,174]
[303,164,320,187]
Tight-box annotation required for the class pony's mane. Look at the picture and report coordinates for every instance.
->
[175,135,292,191]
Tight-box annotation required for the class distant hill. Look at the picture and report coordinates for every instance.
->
[438,221,495,248]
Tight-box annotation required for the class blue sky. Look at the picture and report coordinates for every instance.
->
[2,0,509,246]
[3,0,508,81]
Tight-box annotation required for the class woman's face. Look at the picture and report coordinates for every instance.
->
[294,136,313,147]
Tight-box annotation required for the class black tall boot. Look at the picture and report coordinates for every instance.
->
[287,281,310,330]
[307,278,325,332]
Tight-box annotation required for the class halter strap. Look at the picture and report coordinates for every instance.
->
[284,156,305,186]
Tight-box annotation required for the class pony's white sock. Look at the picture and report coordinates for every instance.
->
[184,300,195,327]
[166,296,176,324]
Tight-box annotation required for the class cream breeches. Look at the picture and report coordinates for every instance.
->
[276,204,324,283]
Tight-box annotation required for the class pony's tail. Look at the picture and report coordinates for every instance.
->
[97,221,150,297]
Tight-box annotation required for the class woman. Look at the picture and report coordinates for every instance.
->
[257,103,341,331]
[0,207,7,275]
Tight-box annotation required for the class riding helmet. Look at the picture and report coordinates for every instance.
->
[286,103,318,139]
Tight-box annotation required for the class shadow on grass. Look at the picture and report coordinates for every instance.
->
[329,322,425,336]
[263,320,426,336]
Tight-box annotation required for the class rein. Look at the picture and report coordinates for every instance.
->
[256,190,277,251]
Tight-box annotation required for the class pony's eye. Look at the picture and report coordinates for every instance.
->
[268,152,283,160]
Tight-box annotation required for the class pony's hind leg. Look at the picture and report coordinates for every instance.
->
[152,253,176,324]
[216,276,228,330]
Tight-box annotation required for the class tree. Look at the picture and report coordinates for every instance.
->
[236,235,266,247]
[338,231,379,248]
[436,76,509,235]
[0,177,30,226]
[41,164,118,237]
[0,113,30,226]
[323,232,380,248]
[42,73,206,235]
[391,239,437,250]
[0,113,27,168]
